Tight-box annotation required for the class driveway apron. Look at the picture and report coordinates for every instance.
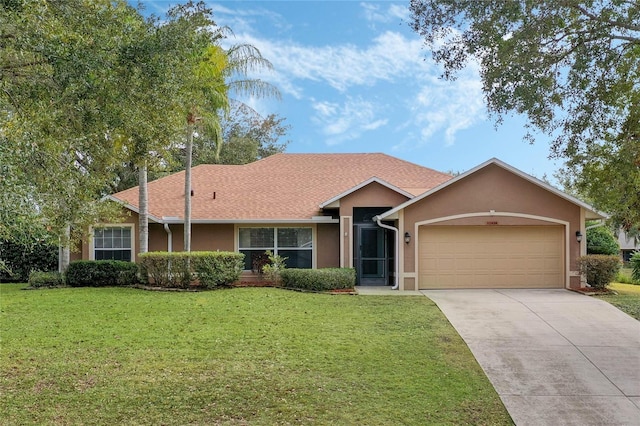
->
[422,289,640,426]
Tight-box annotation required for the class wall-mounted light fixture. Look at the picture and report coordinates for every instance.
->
[575,230,583,243]
[404,231,411,244]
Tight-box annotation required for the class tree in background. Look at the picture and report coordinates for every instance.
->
[169,103,290,168]
[111,105,290,192]
[409,0,640,230]
[586,227,620,256]
[216,104,290,165]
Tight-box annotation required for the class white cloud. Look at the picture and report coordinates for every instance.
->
[214,3,485,148]
[311,98,388,146]
[361,2,410,24]
[231,31,428,94]
[408,67,485,147]
[210,3,291,34]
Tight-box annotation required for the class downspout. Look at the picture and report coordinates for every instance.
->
[164,223,173,252]
[374,216,399,290]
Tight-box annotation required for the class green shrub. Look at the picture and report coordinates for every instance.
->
[631,252,640,284]
[0,238,58,282]
[615,269,635,284]
[139,252,191,288]
[261,251,287,285]
[66,260,139,287]
[191,252,245,289]
[280,268,356,291]
[577,255,622,290]
[586,227,620,255]
[28,271,64,288]
[139,251,244,289]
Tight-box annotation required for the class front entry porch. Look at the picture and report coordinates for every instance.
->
[353,207,395,286]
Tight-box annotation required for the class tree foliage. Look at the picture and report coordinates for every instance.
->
[0,0,284,257]
[409,0,640,229]
[0,229,58,282]
[0,0,144,243]
[586,226,620,256]
[180,104,289,168]
[217,105,290,165]
[110,106,290,192]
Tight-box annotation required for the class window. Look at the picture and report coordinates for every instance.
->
[93,226,133,261]
[239,227,312,270]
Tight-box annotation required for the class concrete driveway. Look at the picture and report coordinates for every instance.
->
[422,289,640,426]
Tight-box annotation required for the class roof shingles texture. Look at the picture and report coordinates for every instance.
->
[112,153,452,221]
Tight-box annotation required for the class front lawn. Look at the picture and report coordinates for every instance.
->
[0,285,512,425]
[597,282,640,320]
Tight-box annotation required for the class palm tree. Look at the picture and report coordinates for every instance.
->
[183,39,280,252]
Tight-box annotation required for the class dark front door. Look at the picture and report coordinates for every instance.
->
[356,224,387,286]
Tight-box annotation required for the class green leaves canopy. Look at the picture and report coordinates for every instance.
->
[410,0,640,229]
[1,0,281,246]
[1,0,145,241]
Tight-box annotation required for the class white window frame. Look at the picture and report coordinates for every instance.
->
[89,224,136,262]
[236,225,316,270]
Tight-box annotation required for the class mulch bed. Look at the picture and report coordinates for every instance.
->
[232,281,356,294]
[131,281,356,295]
[233,281,276,288]
[569,287,617,296]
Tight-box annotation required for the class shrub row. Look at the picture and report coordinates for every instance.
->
[577,255,621,289]
[28,271,64,288]
[139,251,244,289]
[66,260,139,287]
[280,268,356,292]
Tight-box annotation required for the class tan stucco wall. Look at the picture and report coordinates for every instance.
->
[340,216,352,268]
[77,211,235,262]
[403,277,416,291]
[338,181,409,217]
[401,164,583,288]
[167,224,235,253]
[317,223,340,268]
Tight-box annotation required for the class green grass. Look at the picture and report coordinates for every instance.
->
[598,282,640,320]
[0,284,511,425]
[615,267,638,285]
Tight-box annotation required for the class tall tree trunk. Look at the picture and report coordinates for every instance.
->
[139,162,148,255]
[184,123,194,252]
[58,224,70,272]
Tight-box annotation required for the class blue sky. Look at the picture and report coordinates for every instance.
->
[142,0,564,181]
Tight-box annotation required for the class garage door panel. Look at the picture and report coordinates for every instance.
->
[418,226,564,289]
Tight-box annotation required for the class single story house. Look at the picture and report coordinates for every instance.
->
[73,153,605,290]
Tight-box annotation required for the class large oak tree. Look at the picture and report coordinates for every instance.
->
[0,0,280,266]
[1,0,144,263]
[410,0,640,231]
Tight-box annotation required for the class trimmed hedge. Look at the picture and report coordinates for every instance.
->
[28,271,64,288]
[139,251,244,289]
[280,268,356,291]
[66,260,139,287]
[577,255,621,290]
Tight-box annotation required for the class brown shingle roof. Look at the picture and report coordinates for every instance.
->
[112,153,452,221]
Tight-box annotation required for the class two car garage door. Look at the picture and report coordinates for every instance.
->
[418,225,565,289]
